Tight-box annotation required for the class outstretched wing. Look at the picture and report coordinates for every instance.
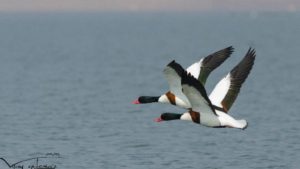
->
[186,46,234,85]
[163,60,190,106]
[181,72,217,116]
[209,48,256,112]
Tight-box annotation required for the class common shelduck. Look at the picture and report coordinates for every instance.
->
[155,48,256,129]
[133,46,234,108]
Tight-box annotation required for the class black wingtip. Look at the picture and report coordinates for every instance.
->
[246,47,256,59]
[229,47,256,85]
[218,46,234,57]
[226,46,234,55]
[167,60,175,65]
[201,46,234,71]
[166,60,185,77]
[243,47,256,69]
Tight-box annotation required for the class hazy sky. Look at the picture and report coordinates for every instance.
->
[0,0,299,12]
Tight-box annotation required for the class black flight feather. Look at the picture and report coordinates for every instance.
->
[181,71,216,114]
[221,47,256,111]
[166,60,185,78]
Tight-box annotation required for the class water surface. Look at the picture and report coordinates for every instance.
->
[0,12,299,169]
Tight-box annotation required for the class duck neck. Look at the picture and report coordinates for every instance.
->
[161,113,182,121]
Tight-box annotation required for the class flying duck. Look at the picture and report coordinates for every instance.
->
[133,46,234,109]
[155,48,256,129]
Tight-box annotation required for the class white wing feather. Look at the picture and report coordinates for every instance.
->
[163,66,190,106]
[182,83,216,116]
[186,59,203,79]
[209,73,231,107]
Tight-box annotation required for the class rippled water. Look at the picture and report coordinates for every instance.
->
[0,12,299,169]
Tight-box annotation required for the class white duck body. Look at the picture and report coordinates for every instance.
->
[215,110,247,128]
[180,111,246,129]
[181,112,220,127]
[182,81,229,128]
[200,112,221,127]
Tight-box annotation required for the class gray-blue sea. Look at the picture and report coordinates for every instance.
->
[0,12,299,169]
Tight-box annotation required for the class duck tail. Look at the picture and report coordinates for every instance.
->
[236,119,248,130]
